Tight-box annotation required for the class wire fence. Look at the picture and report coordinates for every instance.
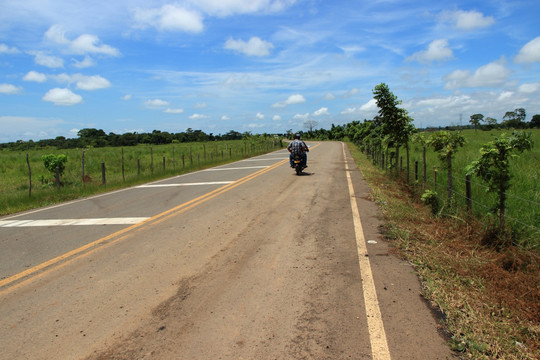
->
[366,147,539,254]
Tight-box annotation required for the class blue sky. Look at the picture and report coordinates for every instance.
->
[1,0,539,142]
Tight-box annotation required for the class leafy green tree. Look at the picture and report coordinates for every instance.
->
[41,154,68,184]
[530,114,540,128]
[467,131,533,230]
[373,83,415,175]
[469,113,484,130]
[502,108,527,128]
[428,131,466,203]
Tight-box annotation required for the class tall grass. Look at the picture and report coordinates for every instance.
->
[0,139,283,216]
[407,128,540,248]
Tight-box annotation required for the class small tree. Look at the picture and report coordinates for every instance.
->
[467,131,533,230]
[469,113,484,131]
[428,131,466,204]
[41,154,68,184]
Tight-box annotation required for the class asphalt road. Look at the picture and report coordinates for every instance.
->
[0,142,454,359]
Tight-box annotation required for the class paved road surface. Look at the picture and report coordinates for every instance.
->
[0,142,453,359]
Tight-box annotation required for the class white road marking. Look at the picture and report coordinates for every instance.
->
[137,181,233,188]
[0,218,149,227]
[203,166,268,171]
[343,143,391,360]
[241,157,287,161]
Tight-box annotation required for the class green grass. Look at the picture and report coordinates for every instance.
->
[347,140,539,360]
[0,139,283,216]
[402,128,539,248]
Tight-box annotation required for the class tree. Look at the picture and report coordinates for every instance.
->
[467,131,533,232]
[502,108,526,128]
[428,131,466,203]
[41,154,68,185]
[469,114,484,131]
[304,119,319,132]
[373,83,415,175]
[530,114,540,128]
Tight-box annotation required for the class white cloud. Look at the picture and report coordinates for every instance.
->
[224,36,274,56]
[272,115,281,121]
[441,10,495,31]
[189,113,208,120]
[164,108,184,114]
[518,82,540,93]
[121,94,132,100]
[51,73,111,90]
[191,0,297,16]
[0,83,22,94]
[406,39,454,63]
[0,43,20,54]
[74,75,111,90]
[255,112,265,120]
[31,51,64,68]
[133,5,204,33]
[414,94,478,109]
[72,56,96,69]
[340,107,358,115]
[221,115,230,120]
[292,113,309,120]
[45,25,120,56]
[145,99,170,107]
[343,88,359,98]
[23,71,47,82]
[360,99,378,111]
[515,36,540,63]
[272,93,306,108]
[497,91,513,101]
[313,107,329,116]
[42,88,82,106]
[0,116,64,142]
[444,60,510,89]
[324,92,335,100]
[247,123,264,128]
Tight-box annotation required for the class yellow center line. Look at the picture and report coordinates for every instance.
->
[0,159,288,295]
[342,142,391,360]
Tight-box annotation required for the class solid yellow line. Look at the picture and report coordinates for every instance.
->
[342,142,391,360]
[0,160,287,295]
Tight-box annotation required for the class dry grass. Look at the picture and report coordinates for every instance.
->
[348,142,540,359]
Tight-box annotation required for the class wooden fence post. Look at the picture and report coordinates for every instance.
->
[466,174,472,213]
[55,166,60,188]
[162,156,166,171]
[101,163,106,185]
[122,148,125,182]
[137,159,140,176]
[81,150,85,184]
[433,167,438,189]
[415,160,418,181]
[26,153,32,198]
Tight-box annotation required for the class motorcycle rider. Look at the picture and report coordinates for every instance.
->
[287,134,309,168]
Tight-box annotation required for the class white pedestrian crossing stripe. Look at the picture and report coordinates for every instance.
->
[0,218,149,227]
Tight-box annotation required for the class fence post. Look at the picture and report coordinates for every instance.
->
[182,154,185,168]
[81,150,85,184]
[122,148,125,182]
[163,156,166,171]
[137,159,140,176]
[150,147,154,175]
[415,160,418,181]
[465,174,472,213]
[55,166,60,188]
[101,162,106,185]
[433,167,438,189]
[27,153,32,198]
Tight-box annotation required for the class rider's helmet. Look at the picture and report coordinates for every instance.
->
[294,134,301,139]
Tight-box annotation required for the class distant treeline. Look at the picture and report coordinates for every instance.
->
[2,128,284,151]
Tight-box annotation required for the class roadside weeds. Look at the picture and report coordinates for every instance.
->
[347,142,539,360]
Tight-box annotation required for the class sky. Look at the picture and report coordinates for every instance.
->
[0,0,539,142]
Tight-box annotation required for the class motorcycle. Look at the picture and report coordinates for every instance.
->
[292,154,305,175]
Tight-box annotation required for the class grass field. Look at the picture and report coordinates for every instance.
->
[404,128,540,248]
[0,138,283,216]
